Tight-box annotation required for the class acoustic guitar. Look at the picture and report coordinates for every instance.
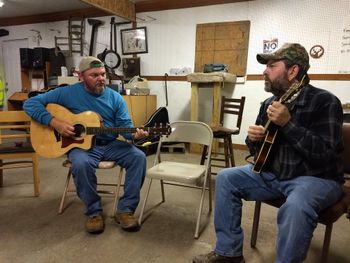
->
[30,103,171,158]
[252,76,306,173]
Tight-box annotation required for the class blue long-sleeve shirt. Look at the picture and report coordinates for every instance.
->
[246,84,344,182]
[23,82,134,141]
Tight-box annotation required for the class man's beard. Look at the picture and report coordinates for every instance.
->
[87,82,105,94]
[264,72,291,97]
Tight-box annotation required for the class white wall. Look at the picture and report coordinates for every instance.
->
[1,0,350,145]
[137,0,350,144]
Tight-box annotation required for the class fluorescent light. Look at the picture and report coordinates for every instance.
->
[0,1,4,8]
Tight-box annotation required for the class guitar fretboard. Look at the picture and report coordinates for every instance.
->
[86,127,146,135]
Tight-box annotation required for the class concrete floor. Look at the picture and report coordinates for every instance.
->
[1,149,349,263]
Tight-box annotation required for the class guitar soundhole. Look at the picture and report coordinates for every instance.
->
[73,124,86,138]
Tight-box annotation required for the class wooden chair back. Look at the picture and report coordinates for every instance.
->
[219,96,246,131]
[0,110,39,196]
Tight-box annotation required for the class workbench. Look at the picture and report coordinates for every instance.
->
[187,72,236,152]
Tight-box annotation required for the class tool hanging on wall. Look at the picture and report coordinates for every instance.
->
[30,29,42,46]
[87,19,103,56]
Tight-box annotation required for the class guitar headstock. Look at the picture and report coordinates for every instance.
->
[147,123,172,136]
[280,75,306,103]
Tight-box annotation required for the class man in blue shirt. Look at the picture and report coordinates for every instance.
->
[193,43,344,263]
[24,56,148,234]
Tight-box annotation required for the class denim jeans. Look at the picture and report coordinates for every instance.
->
[214,164,342,263]
[68,139,146,216]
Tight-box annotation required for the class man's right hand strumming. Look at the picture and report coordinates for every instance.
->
[247,125,265,142]
[50,118,75,137]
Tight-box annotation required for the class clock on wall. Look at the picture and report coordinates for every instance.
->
[103,50,121,69]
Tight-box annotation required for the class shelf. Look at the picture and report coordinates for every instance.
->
[21,62,50,92]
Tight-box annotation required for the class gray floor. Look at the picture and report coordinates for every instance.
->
[1,149,349,263]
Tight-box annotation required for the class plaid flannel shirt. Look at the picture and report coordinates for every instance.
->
[246,84,344,182]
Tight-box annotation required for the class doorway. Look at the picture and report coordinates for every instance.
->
[1,38,29,109]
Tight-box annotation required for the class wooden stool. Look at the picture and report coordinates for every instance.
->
[201,96,245,175]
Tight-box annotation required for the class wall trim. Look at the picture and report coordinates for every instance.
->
[141,74,350,82]
[247,74,350,81]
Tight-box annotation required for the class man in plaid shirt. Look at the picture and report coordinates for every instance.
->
[193,43,344,263]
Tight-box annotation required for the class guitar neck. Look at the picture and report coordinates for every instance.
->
[86,127,141,135]
[264,119,271,130]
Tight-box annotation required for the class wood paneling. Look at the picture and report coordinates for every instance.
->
[81,0,135,22]
[122,95,156,126]
[135,0,252,12]
[0,0,252,26]
[0,8,109,26]
[195,21,250,76]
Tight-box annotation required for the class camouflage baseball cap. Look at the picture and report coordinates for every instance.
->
[79,56,104,73]
[257,43,310,71]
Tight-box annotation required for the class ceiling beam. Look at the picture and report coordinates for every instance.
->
[80,0,135,22]
[0,0,251,27]
[135,0,251,12]
[0,8,109,27]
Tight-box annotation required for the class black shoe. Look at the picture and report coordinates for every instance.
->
[192,251,245,263]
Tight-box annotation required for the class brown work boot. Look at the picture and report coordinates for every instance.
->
[85,215,104,234]
[115,212,140,232]
[192,251,245,263]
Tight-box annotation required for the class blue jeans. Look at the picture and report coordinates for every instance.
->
[68,140,146,216]
[214,164,342,263]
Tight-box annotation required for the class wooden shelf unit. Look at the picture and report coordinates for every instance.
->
[21,62,51,92]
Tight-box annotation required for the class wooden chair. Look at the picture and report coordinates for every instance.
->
[58,159,124,216]
[250,123,350,263]
[201,96,245,174]
[0,110,39,196]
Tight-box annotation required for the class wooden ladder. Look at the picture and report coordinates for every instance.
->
[55,17,85,56]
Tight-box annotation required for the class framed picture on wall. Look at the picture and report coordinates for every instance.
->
[121,27,148,55]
